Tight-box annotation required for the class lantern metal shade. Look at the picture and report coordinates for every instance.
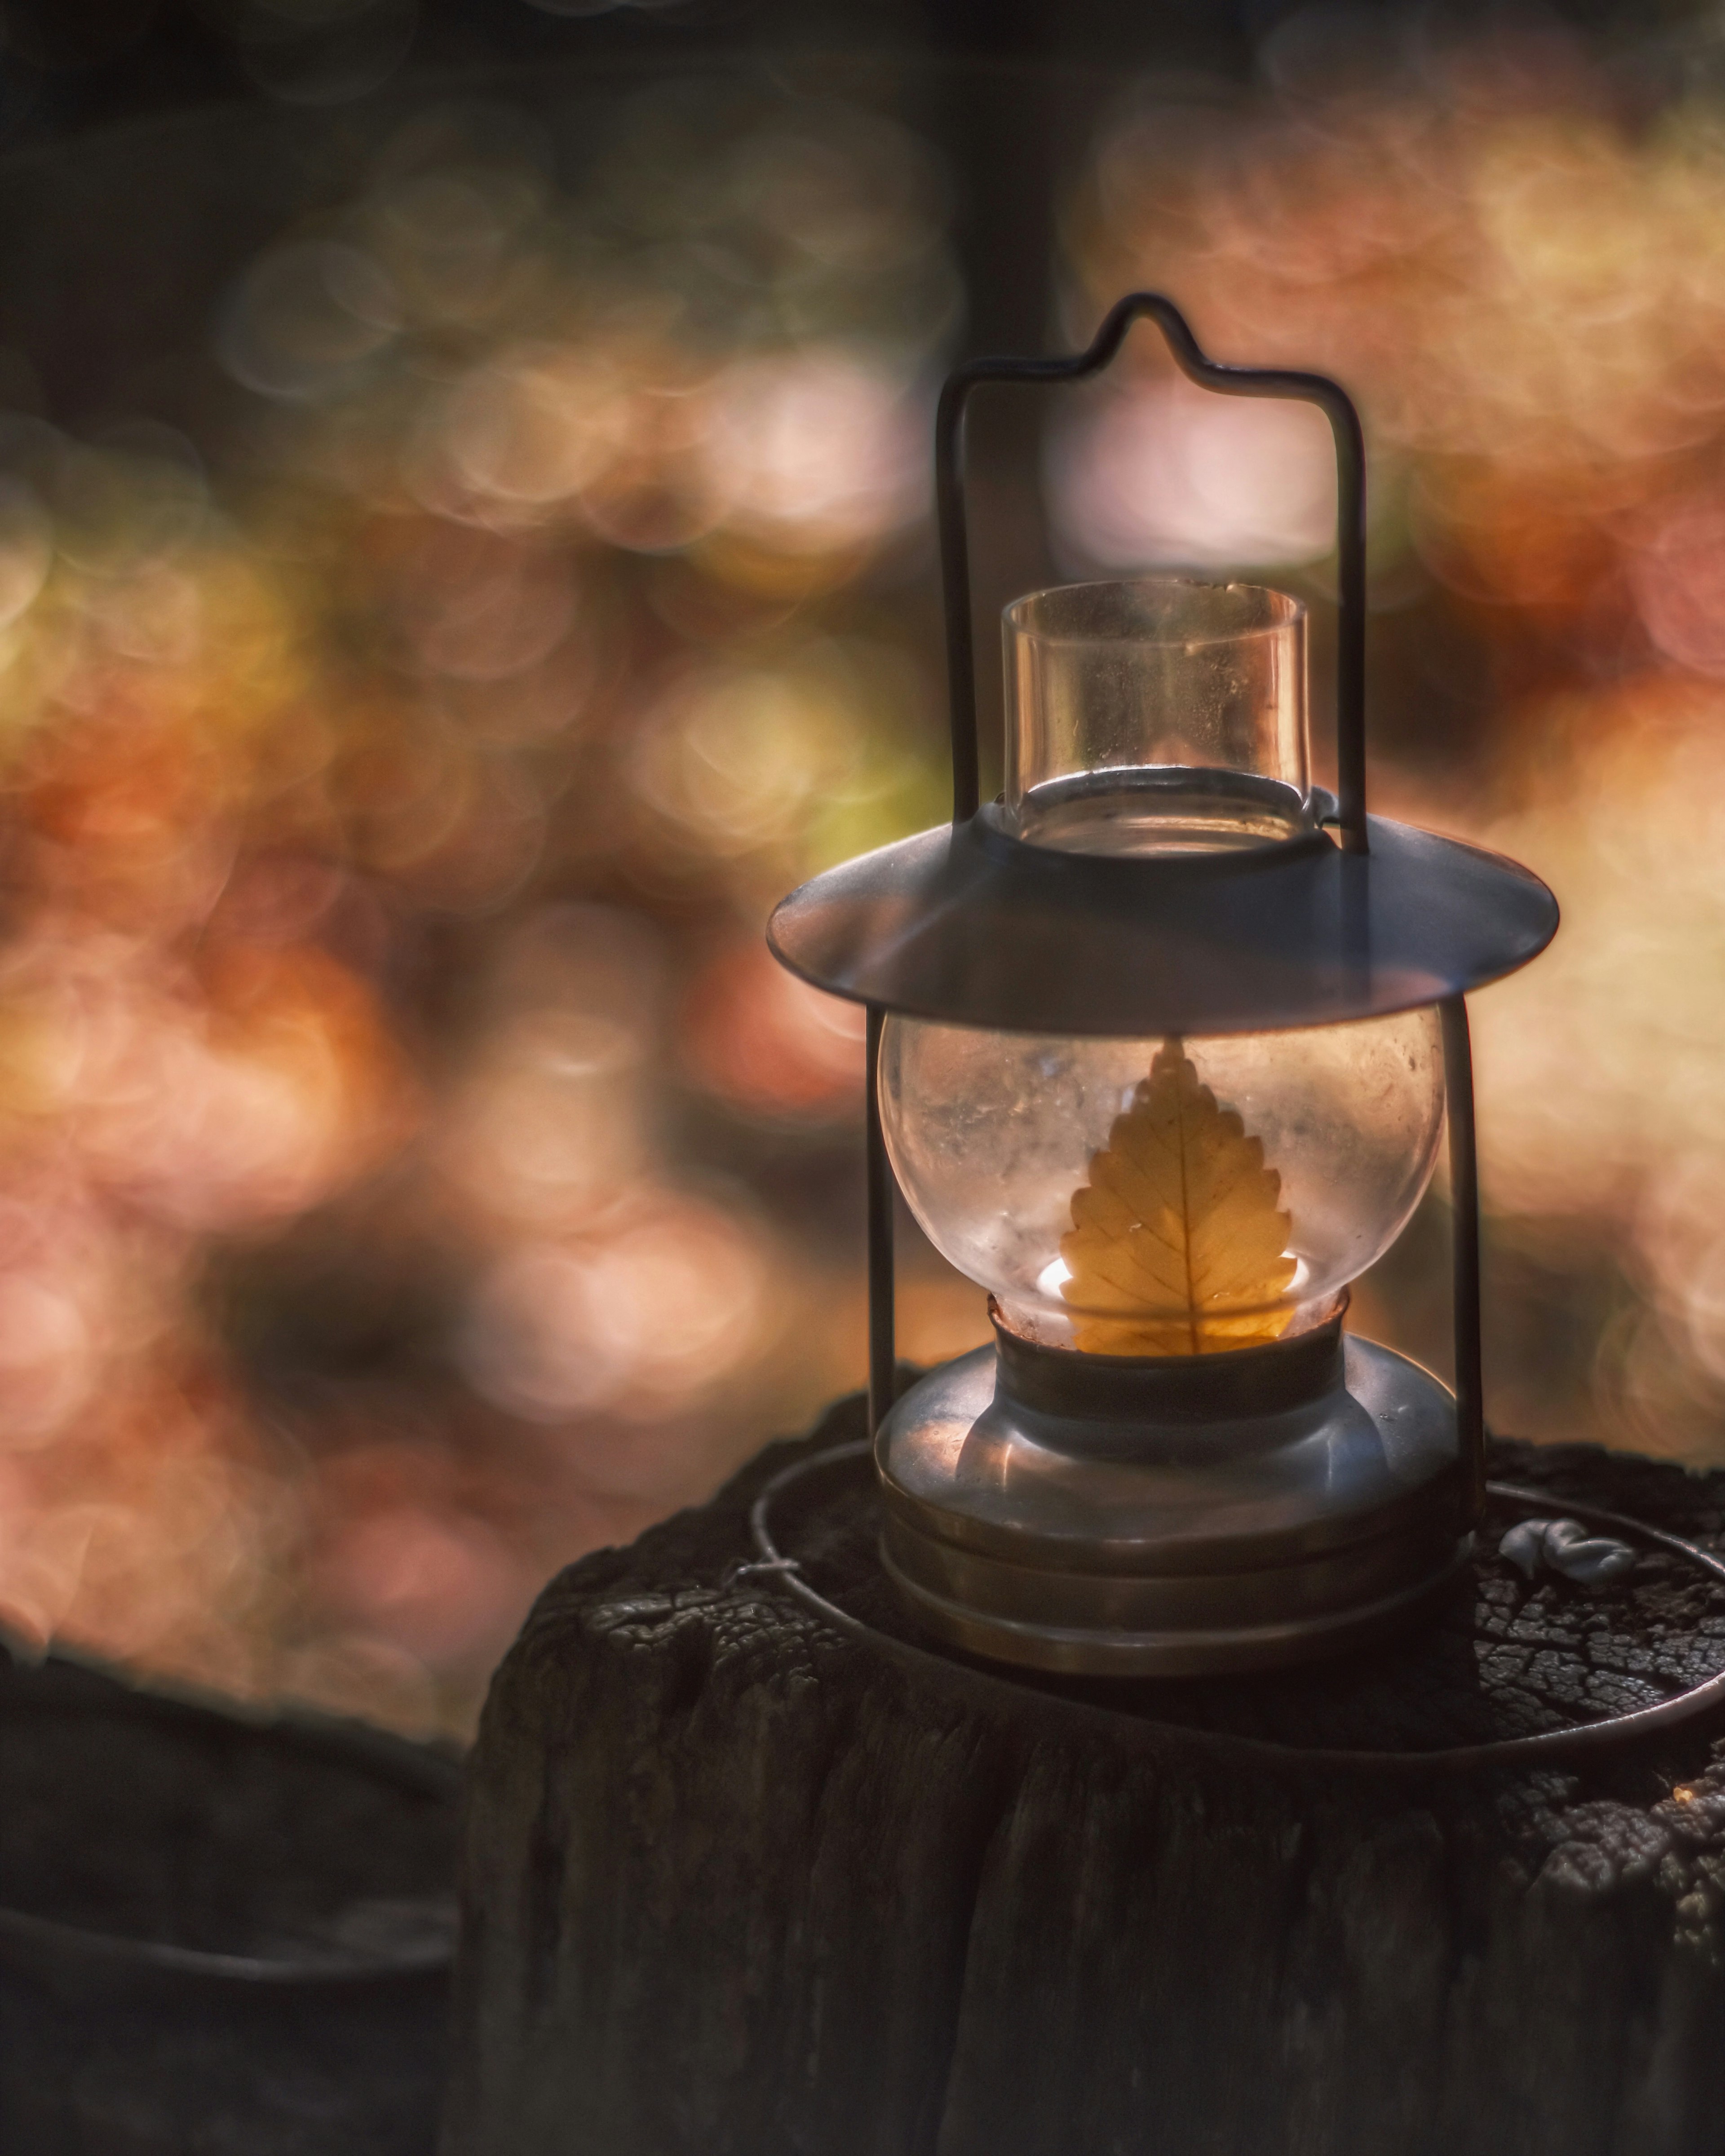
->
[769,804,1556,1041]
[766,294,1557,1676]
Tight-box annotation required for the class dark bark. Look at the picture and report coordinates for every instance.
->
[444,1393,1725,2156]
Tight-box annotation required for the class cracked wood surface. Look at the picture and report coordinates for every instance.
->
[443,1393,1725,2156]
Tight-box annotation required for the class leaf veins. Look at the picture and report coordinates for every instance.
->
[1060,1038,1296,1356]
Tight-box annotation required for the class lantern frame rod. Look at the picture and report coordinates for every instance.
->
[1441,994,1486,1526]
[865,1003,896,1439]
[936,291,1369,855]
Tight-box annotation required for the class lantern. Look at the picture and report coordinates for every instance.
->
[768,296,1557,1676]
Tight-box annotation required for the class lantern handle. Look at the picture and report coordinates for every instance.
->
[936,291,1368,855]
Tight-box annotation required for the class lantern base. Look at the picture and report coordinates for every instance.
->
[875,1321,1469,1677]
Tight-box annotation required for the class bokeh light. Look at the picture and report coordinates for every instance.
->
[9,29,1725,1738]
[0,79,963,1734]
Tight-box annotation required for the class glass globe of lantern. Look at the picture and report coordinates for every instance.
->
[880,1009,1446,1354]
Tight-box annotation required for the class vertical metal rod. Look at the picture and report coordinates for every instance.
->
[1440,995,1486,1526]
[864,1003,896,1439]
[934,384,981,825]
[1330,396,1368,856]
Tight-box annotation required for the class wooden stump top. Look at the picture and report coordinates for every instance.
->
[445,1395,1725,2156]
[754,1425,1725,1763]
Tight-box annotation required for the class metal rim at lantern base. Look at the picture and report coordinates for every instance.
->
[873,1317,1469,1678]
[748,1442,1725,1773]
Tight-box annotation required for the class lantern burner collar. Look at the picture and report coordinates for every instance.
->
[988,1302,1346,1433]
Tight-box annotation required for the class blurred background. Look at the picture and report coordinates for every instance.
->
[0,0,1720,1735]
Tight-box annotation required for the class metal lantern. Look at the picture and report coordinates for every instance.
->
[767,295,1558,1678]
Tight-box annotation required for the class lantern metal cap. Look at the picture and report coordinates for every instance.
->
[771,293,1558,1037]
[769,804,1557,1038]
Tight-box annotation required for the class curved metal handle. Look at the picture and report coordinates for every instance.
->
[936,291,1368,854]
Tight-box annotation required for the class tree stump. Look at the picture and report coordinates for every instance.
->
[443,1390,1725,2156]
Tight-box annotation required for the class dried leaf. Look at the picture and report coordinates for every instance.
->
[1059,1038,1296,1356]
[1499,1518,1638,1587]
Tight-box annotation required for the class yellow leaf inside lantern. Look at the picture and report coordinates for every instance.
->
[1060,1039,1296,1356]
